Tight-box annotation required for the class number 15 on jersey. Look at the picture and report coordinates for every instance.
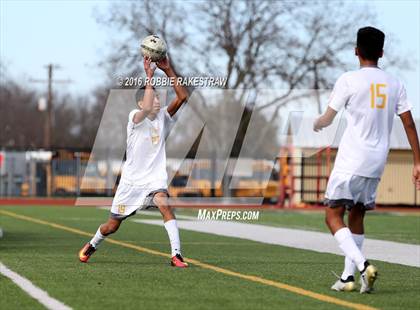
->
[370,83,387,109]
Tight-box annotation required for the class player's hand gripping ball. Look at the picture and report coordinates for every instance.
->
[141,35,167,62]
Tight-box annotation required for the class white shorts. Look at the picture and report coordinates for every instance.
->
[110,180,168,220]
[324,170,380,210]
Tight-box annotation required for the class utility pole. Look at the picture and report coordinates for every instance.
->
[30,64,71,149]
[313,62,322,114]
[46,64,53,149]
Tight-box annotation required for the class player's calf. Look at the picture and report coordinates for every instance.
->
[154,192,175,222]
[100,218,121,235]
[153,192,188,267]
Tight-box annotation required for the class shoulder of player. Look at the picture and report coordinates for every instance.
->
[127,109,147,129]
[339,70,358,80]
[375,70,405,90]
[338,69,391,83]
[331,71,352,89]
[332,71,357,84]
[129,109,141,120]
[387,72,405,87]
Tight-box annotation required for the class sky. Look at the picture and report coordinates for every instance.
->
[1,0,419,115]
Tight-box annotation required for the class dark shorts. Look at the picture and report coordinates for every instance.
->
[324,170,378,211]
[324,198,375,211]
[110,188,169,221]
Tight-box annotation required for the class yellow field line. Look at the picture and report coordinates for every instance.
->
[0,209,378,310]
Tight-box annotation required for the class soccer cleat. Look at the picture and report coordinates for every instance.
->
[331,276,356,292]
[78,243,96,263]
[171,254,188,268]
[360,263,378,293]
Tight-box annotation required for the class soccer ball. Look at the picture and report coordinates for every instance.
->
[140,35,167,62]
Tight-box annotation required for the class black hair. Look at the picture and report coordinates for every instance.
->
[135,85,155,103]
[357,27,385,61]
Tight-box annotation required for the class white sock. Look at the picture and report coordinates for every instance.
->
[334,227,366,272]
[90,227,106,248]
[341,233,364,279]
[164,219,181,257]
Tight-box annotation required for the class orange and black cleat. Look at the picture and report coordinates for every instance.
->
[79,243,96,263]
[171,254,188,268]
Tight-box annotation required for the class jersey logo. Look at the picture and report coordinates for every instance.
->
[118,205,126,214]
[150,126,160,145]
[370,83,387,109]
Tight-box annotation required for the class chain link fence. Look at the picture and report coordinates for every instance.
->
[1,149,417,207]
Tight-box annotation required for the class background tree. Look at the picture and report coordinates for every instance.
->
[0,63,109,150]
[1,0,410,155]
[0,75,44,148]
[96,0,408,159]
[94,0,413,195]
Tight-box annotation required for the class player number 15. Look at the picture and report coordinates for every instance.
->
[370,83,387,109]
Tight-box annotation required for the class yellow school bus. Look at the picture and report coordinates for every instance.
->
[168,161,223,198]
[233,161,279,203]
[51,152,107,196]
[169,160,278,202]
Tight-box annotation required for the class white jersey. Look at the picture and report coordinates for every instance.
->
[119,107,173,187]
[329,67,411,178]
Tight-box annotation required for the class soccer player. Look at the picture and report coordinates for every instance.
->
[314,27,420,293]
[79,56,189,267]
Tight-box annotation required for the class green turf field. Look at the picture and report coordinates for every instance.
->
[1,205,419,310]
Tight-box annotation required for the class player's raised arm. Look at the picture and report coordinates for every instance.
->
[132,57,156,124]
[399,111,420,189]
[156,57,188,117]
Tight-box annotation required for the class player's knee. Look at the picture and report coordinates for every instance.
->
[154,193,169,208]
[351,206,365,219]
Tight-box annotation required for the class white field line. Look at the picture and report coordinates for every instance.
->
[132,219,420,268]
[0,262,72,310]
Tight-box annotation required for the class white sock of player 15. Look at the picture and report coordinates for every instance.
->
[334,227,366,272]
[90,227,106,248]
[164,219,181,257]
[341,233,364,279]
